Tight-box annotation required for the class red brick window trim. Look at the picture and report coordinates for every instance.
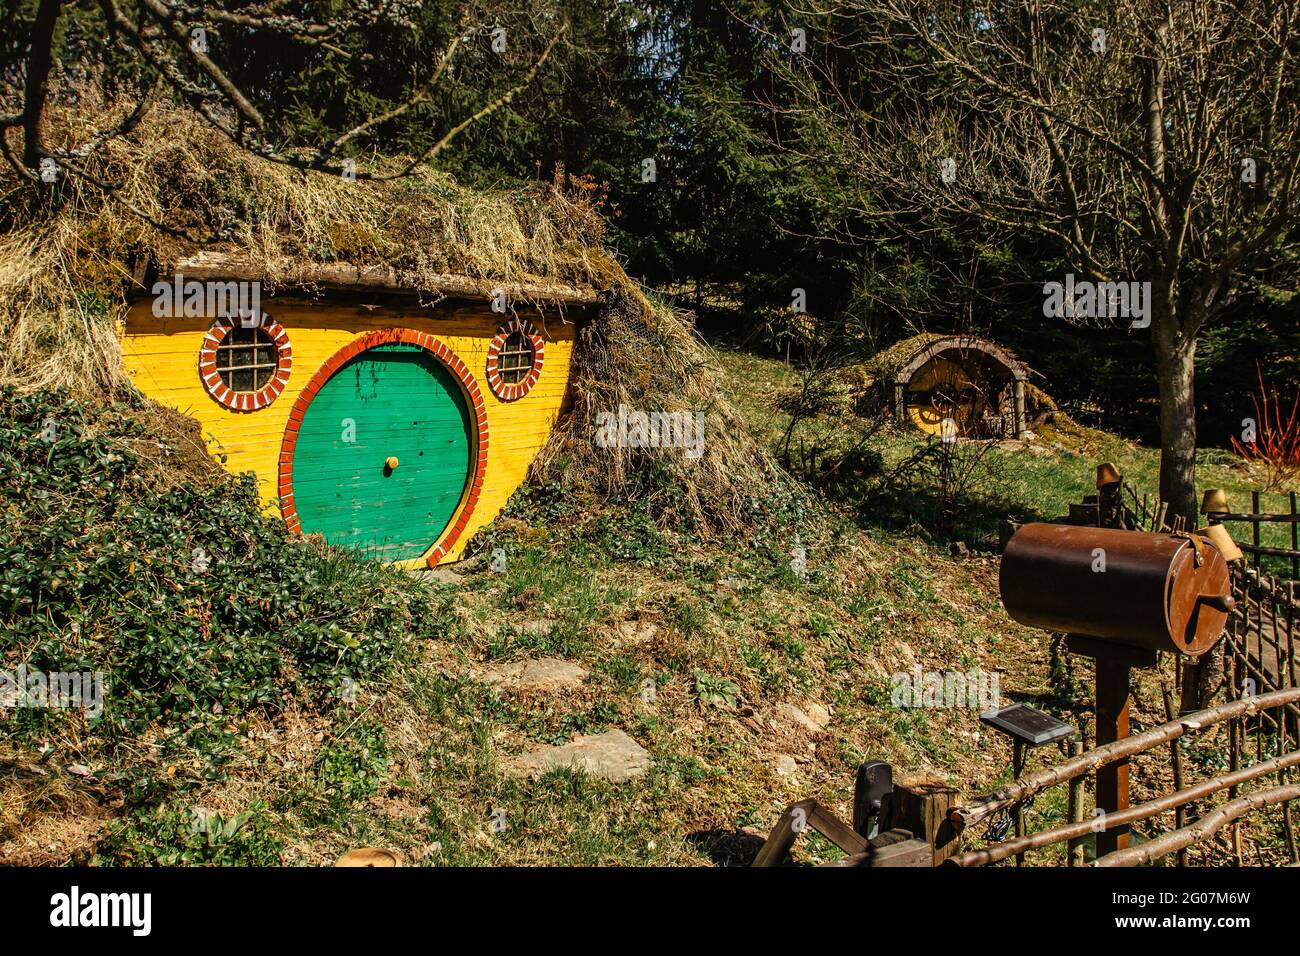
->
[199,313,292,412]
[486,318,544,401]
[277,329,490,567]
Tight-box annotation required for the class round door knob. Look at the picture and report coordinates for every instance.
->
[385,456,399,470]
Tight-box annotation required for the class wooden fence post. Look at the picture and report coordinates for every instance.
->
[1067,738,1086,867]
[894,778,959,866]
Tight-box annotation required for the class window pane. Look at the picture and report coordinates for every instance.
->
[216,326,277,393]
[499,332,533,384]
[229,367,255,392]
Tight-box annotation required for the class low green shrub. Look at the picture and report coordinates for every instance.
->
[0,388,441,759]
[92,800,284,866]
[315,720,389,803]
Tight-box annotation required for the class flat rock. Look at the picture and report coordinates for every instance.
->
[519,618,555,638]
[418,567,462,587]
[508,729,650,784]
[774,754,799,777]
[452,554,486,574]
[775,702,830,734]
[610,619,657,647]
[480,657,588,693]
[803,701,831,730]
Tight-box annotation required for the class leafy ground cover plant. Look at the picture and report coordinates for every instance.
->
[0,385,440,769]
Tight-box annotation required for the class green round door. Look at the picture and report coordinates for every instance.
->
[290,343,473,560]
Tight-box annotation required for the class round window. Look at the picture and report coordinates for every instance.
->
[486,318,544,401]
[200,314,292,411]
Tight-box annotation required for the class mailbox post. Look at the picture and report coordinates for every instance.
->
[1000,524,1236,857]
[1063,635,1157,853]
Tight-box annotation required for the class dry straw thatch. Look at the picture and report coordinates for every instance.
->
[0,95,621,392]
[1,93,775,530]
[859,332,952,381]
[531,286,777,531]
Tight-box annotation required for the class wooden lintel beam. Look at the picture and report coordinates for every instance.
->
[150,250,603,306]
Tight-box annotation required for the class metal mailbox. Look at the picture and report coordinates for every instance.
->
[999,523,1235,656]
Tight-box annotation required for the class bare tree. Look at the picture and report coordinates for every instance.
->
[2,1,564,196]
[776,0,1300,524]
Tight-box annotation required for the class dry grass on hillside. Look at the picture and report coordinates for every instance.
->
[532,288,779,532]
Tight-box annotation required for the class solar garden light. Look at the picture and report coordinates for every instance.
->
[979,703,1077,866]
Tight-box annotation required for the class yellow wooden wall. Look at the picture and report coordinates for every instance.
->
[120,297,577,564]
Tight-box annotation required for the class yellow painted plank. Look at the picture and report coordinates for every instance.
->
[121,298,576,563]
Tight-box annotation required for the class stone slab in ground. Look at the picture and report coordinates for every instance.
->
[507,729,650,784]
[416,566,463,586]
[774,754,799,777]
[774,701,831,734]
[518,618,555,638]
[610,619,658,647]
[478,657,588,693]
[410,558,483,587]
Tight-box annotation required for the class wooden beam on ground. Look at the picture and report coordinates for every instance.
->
[865,830,933,867]
[816,829,931,867]
[751,799,868,867]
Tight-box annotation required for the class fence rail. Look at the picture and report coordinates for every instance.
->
[955,481,1300,866]
[1207,489,1300,579]
[946,687,1300,866]
[976,481,1300,866]
[757,477,1300,867]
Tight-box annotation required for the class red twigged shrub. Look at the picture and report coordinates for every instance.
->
[1231,363,1300,491]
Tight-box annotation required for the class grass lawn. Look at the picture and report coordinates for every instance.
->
[4,350,1296,867]
[714,344,1299,569]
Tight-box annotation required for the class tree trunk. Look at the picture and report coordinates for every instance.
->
[22,0,64,174]
[1152,303,1199,529]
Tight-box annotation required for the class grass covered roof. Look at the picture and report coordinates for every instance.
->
[0,95,635,391]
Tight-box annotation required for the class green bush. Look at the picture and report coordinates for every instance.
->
[0,388,440,756]
[93,801,284,866]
